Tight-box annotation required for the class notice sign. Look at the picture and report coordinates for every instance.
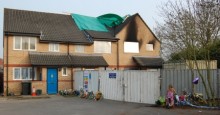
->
[83,71,89,92]
[109,73,116,79]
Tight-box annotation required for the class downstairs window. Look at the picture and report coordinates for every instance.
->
[13,67,36,80]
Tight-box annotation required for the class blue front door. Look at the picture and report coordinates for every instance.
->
[47,68,58,94]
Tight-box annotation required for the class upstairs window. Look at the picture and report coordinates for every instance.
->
[146,44,154,51]
[14,36,36,51]
[75,45,85,53]
[124,42,139,53]
[94,41,111,53]
[49,43,59,52]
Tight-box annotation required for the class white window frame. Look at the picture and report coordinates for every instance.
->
[13,36,36,51]
[14,36,21,50]
[13,67,36,80]
[146,44,154,51]
[29,37,36,50]
[75,45,85,53]
[49,43,59,52]
[94,41,111,53]
[62,67,68,76]
[124,42,139,53]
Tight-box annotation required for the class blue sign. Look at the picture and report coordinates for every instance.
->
[89,73,91,79]
[109,73,116,78]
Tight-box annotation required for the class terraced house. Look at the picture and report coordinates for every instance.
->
[3,8,162,95]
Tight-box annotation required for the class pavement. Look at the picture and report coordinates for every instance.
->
[0,95,50,100]
[6,94,50,100]
[0,95,219,115]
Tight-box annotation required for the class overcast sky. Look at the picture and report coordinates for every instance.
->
[0,0,168,58]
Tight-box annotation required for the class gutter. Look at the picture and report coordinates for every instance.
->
[6,32,41,37]
[67,54,73,90]
[67,42,69,55]
[92,37,119,42]
[83,30,93,43]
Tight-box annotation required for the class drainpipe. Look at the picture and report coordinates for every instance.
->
[71,68,73,90]
[217,69,220,106]
[67,42,73,90]
[67,42,69,55]
[117,41,119,70]
[68,42,72,89]
[113,26,119,70]
[6,32,9,96]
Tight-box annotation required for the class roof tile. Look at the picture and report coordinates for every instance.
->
[4,8,91,43]
[133,56,163,68]
[29,52,70,66]
[70,54,108,67]
[4,8,119,43]
[29,52,108,67]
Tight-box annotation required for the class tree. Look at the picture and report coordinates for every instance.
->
[168,39,220,64]
[156,0,220,106]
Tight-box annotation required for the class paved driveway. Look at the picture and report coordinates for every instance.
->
[0,95,219,115]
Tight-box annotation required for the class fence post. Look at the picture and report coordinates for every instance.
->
[217,69,220,106]
[159,69,163,97]
[98,71,100,91]
[122,74,125,102]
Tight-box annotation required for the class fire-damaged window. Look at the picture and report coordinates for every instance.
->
[13,67,36,80]
[124,42,139,53]
[13,36,36,51]
[94,41,111,53]
[146,44,154,51]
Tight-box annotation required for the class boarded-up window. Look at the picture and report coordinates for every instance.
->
[124,42,139,53]
[94,41,111,53]
[146,44,154,51]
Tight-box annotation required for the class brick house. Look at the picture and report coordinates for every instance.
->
[3,8,162,95]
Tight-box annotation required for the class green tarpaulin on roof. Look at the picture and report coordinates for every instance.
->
[71,14,108,32]
[71,13,123,32]
[97,14,123,27]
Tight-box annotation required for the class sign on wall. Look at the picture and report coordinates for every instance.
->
[109,73,116,79]
[83,71,89,92]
